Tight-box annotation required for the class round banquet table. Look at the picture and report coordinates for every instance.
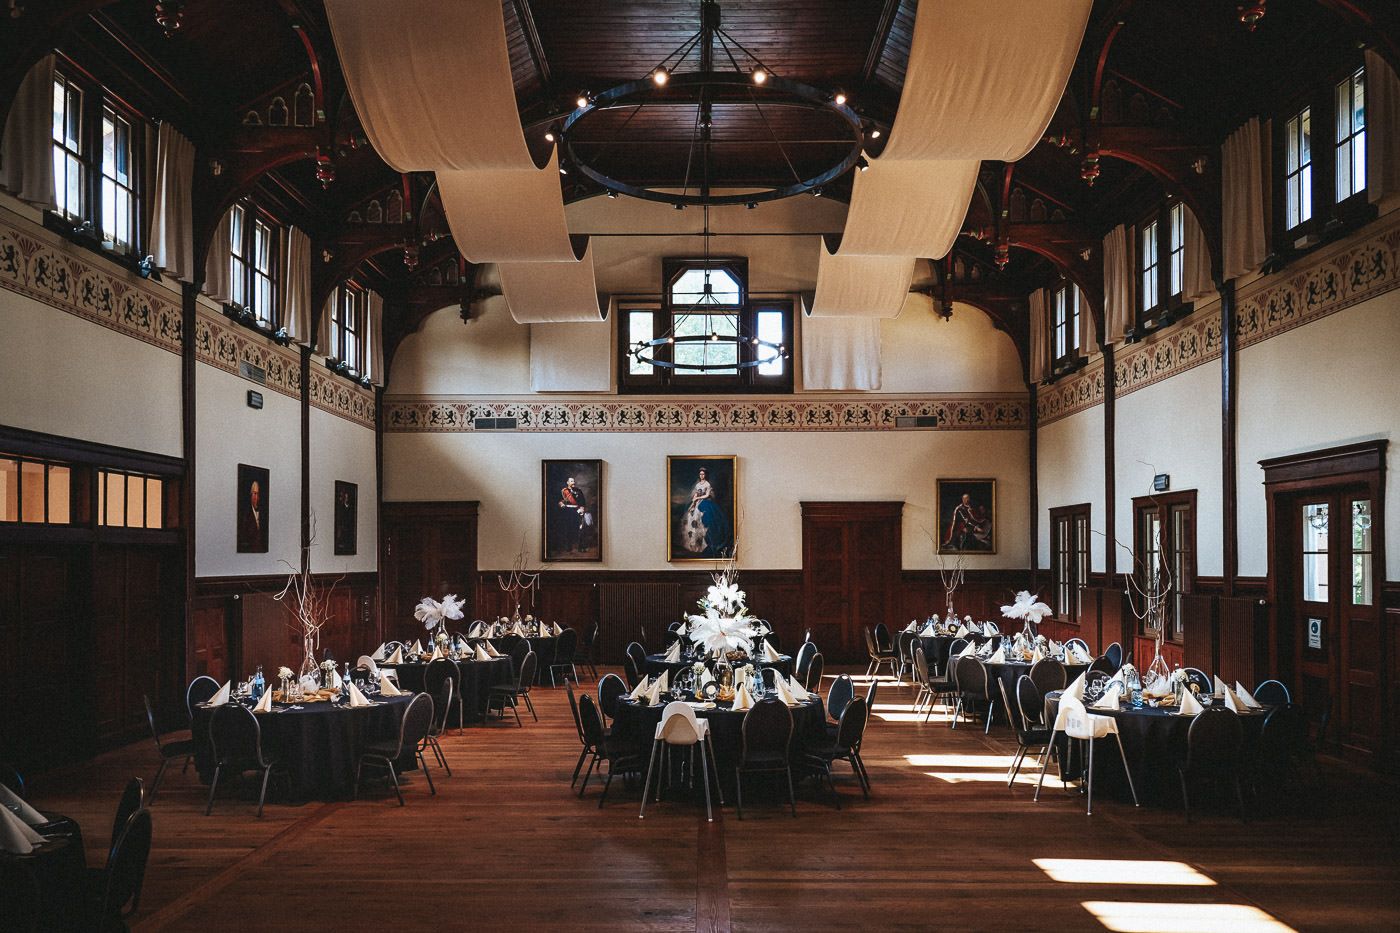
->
[3,835,87,931]
[609,694,827,786]
[917,633,993,672]
[192,692,417,800]
[643,652,793,680]
[489,634,557,683]
[982,659,1087,719]
[1043,691,1273,804]
[381,657,513,721]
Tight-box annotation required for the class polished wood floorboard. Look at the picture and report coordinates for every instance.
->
[26,668,1400,932]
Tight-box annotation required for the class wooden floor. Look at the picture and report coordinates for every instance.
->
[27,668,1400,932]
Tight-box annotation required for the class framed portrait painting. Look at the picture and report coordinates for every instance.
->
[236,464,270,553]
[667,455,737,562]
[936,478,996,554]
[542,460,602,562]
[334,481,357,555]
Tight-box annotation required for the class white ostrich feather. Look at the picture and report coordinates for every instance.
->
[1000,590,1052,623]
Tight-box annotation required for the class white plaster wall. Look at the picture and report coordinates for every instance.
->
[1114,359,1224,577]
[878,295,1025,394]
[1038,403,1106,572]
[308,408,377,574]
[0,289,182,457]
[384,428,1029,572]
[195,364,302,576]
[1237,289,1400,579]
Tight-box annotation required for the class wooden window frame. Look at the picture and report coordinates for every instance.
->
[1135,200,1191,333]
[327,283,367,376]
[95,468,170,531]
[1132,489,1197,643]
[1049,503,1091,624]
[1049,281,1081,373]
[225,199,283,333]
[0,454,75,526]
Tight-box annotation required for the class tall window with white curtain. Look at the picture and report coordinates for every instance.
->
[1336,66,1366,201]
[1285,106,1313,230]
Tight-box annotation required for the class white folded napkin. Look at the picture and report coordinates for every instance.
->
[731,683,755,711]
[629,676,651,700]
[387,647,403,665]
[957,641,978,659]
[537,626,552,638]
[1091,684,1122,710]
[485,642,503,658]
[0,783,46,827]
[412,639,424,655]
[645,678,665,705]
[982,622,998,636]
[987,647,1006,664]
[920,623,936,637]
[429,645,442,661]
[955,624,969,638]
[904,620,918,633]
[786,675,811,702]
[1234,681,1263,709]
[371,642,387,662]
[763,640,781,662]
[473,644,491,662]
[1178,691,1205,716]
[1214,674,1231,698]
[253,688,273,713]
[208,681,231,706]
[1063,672,1087,701]
[1074,644,1093,664]
[1030,646,1045,663]
[664,641,682,662]
[772,676,797,706]
[553,622,564,636]
[1222,687,1242,713]
[468,622,484,638]
[379,673,403,696]
[347,682,371,707]
[0,805,45,855]
[330,669,343,690]
[700,668,716,687]
[655,670,670,693]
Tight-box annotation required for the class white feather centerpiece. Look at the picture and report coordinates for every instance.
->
[687,567,758,660]
[1000,590,1052,624]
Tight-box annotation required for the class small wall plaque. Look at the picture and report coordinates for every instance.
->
[247,390,264,409]
[1153,473,1170,492]
[1307,617,1323,651]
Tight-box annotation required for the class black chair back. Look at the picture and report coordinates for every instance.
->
[661,630,681,651]
[834,696,869,751]
[1083,670,1111,698]
[873,623,892,653]
[739,699,793,766]
[102,807,152,921]
[804,653,825,692]
[1016,674,1045,728]
[1104,642,1124,669]
[955,656,989,702]
[553,627,578,663]
[209,704,270,768]
[508,639,531,674]
[112,778,144,849]
[913,648,930,686]
[794,640,818,676]
[863,627,878,658]
[431,677,455,735]
[1253,679,1291,706]
[623,655,643,690]
[578,693,607,750]
[625,641,648,674]
[143,694,167,752]
[1183,706,1244,774]
[598,673,627,720]
[186,676,220,721]
[399,693,436,754]
[828,675,855,722]
[667,620,683,632]
[424,658,456,699]
[517,651,539,692]
[945,639,969,678]
[1088,655,1118,677]
[762,631,782,652]
[1184,667,1212,695]
[1029,657,1068,696]
[1257,702,1306,774]
[864,677,880,711]
[583,622,599,649]
[565,681,583,742]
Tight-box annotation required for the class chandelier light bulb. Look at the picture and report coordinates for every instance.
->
[652,67,669,87]
[576,93,590,109]
[871,128,882,139]
[752,67,767,85]
[834,92,847,106]
[544,130,555,142]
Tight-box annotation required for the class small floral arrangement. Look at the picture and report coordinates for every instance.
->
[277,666,293,680]
[415,594,466,631]
[687,567,758,659]
[1035,633,1048,647]
[434,629,450,645]
[320,659,336,672]
[691,661,707,675]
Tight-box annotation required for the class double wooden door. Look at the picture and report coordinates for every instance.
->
[801,502,903,662]
[381,501,479,635]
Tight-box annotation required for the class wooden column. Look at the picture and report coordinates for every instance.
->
[1220,280,1238,596]
[1028,382,1039,584]
[180,281,198,680]
[1102,344,1117,580]
[300,346,311,574]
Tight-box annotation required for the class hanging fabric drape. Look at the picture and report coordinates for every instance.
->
[1102,225,1133,346]
[0,55,57,210]
[203,208,233,305]
[809,0,1092,317]
[1222,118,1269,281]
[799,301,882,390]
[316,292,333,356]
[1365,50,1400,205]
[366,290,385,385]
[530,321,612,392]
[149,123,196,283]
[281,226,313,344]
[1076,284,1097,357]
[323,0,604,322]
[1028,288,1049,383]
[1181,205,1214,304]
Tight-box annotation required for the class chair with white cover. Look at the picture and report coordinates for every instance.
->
[1034,691,1139,815]
[640,701,723,822]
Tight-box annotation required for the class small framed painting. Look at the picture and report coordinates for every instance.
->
[668,455,737,562]
[936,478,996,554]
[236,464,269,553]
[542,460,602,562]
[334,481,357,555]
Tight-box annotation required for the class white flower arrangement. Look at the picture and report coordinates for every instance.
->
[1169,667,1192,686]
[1000,591,1053,624]
[277,666,293,680]
[687,567,758,658]
[319,659,336,672]
[691,661,707,675]
[415,594,466,630]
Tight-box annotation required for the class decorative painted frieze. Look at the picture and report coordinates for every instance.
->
[1036,360,1105,424]
[1113,310,1223,398]
[194,309,302,400]
[384,394,1030,433]
[308,367,376,428]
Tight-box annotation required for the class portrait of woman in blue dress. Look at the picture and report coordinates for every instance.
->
[678,466,733,559]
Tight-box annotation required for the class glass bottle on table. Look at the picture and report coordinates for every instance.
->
[252,665,264,701]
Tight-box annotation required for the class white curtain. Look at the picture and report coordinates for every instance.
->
[1102,225,1133,345]
[1366,50,1400,204]
[0,55,57,210]
[1028,287,1049,383]
[1222,118,1268,281]
[366,290,385,385]
[203,208,233,304]
[1076,285,1097,356]
[800,306,882,390]
[1181,205,1215,304]
[316,292,333,357]
[281,226,313,344]
[149,122,195,282]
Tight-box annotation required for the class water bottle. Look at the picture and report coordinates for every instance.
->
[252,665,264,701]
[342,662,352,699]
[1126,664,1143,708]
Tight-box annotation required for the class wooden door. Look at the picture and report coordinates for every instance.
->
[801,502,903,662]
[92,544,177,744]
[381,501,479,639]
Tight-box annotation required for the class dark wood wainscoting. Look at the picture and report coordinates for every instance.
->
[897,570,1039,632]
[381,501,478,630]
[801,502,903,662]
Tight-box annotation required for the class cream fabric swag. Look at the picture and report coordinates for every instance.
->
[1365,50,1400,205]
[281,226,313,346]
[1102,225,1133,346]
[149,123,196,283]
[367,290,385,385]
[1181,205,1214,304]
[800,311,882,391]
[1222,118,1269,281]
[1028,288,1049,383]
[810,0,1093,318]
[323,0,603,323]
[0,55,57,210]
[203,208,233,305]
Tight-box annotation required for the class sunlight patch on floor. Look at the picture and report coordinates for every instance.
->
[1035,859,1216,886]
[874,710,956,723]
[905,753,1022,768]
[925,770,1070,787]
[1082,901,1296,933]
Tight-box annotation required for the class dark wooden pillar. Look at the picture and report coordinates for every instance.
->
[180,281,198,681]
[1220,281,1238,596]
[1028,382,1039,584]
[300,346,311,573]
[1103,344,1117,581]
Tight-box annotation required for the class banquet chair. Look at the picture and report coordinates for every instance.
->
[953,657,997,734]
[2,859,40,933]
[1253,679,1291,706]
[942,637,969,677]
[577,694,647,807]
[1104,642,1124,669]
[826,675,855,729]
[864,678,880,717]
[567,682,601,789]
[425,659,466,732]
[547,627,579,686]
[579,622,601,680]
[1016,674,1047,728]
[626,642,649,682]
[424,677,454,777]
[804,696,870,808]
[1253,702,1306,806]
[911,650,934,715]
[623,654,644,691]
[507,640,532,679]
[803,653,825,693]
[660,629,682,653]
[186,675,220,722]
[735,698,796,819]
[863,628,897,679]
[355,693,437,805]
[641,702,723,822]
[1088,655,1118,677]
[761,631,782,653]
[1178,706,1247,823]
[1183,668,1212,696]
[85,806,152,928]
[668,620,684,632]
[895,631,918,683]
[110,778,144,851]
[1002,677,1052,785]
[597,673,628,723]
[205,704,287,818]
[1035,692,1139,816]
[1065,638,1090,659]
[487,650,538,726]
[1029,657,1068,697]
[873,622,893,655]
[144,694,197,803]
[794,640,818,679]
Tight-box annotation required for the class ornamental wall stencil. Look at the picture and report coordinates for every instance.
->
[194,309,302,400]
[383,395,1030,433]
[308,368,376,429]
